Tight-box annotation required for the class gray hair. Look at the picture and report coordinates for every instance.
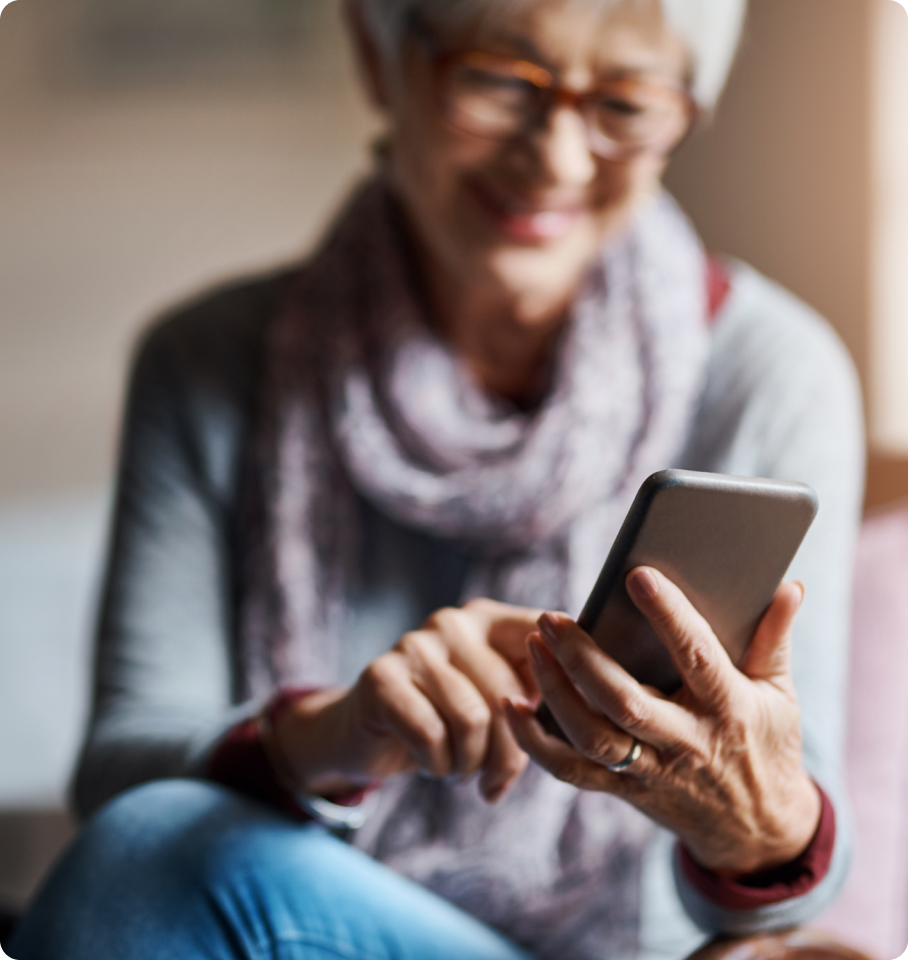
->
[358,0,747,111]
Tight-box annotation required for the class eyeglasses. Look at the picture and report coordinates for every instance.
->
[412,25,694,161]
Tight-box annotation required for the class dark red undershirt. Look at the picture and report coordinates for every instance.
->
[707,253,733,324]
[207,688,372,819]
[208,256,836,910]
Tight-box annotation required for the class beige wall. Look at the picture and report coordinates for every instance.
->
[666,0,874,391]
[0,0,375,503]
[869,0,908,452]
[667,0,908,458]
[2,0,904,502]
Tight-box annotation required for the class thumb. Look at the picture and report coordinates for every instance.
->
[741,581,804,685]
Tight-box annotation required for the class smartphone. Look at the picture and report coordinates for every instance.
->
[536,469,818,735]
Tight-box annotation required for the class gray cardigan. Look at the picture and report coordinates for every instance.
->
[73,258,864,958]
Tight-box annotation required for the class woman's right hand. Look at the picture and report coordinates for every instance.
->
[269,599,542,803]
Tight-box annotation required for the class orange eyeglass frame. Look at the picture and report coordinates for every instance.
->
[410,18,697,159]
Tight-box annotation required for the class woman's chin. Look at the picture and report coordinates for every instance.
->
[476,242,597,306]
[447,194,612,298]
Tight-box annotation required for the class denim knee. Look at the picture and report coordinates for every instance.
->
[80,777,293,875]
[10,779,313,960]
[11,779,531,960]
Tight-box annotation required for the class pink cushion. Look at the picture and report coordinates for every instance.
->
[816,504,908,958]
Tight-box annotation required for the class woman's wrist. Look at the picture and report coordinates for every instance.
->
[263,686,364,798]
[743,772,823,878]
[687,773,823,880]
[678,782,836,910]
[766,772,824,872]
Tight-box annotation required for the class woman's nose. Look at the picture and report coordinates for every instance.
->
[533,105,597,187]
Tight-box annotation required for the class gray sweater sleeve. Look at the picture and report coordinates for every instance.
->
[670,262,865,936]
[71,275,283,819]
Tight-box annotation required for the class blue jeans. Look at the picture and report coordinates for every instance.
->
[9,780,533,960]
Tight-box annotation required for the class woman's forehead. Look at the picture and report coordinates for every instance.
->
[366,0,745,108]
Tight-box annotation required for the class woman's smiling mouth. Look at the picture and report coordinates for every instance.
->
[465,178,587,243]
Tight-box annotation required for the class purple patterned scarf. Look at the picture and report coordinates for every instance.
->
[241,176,709,957]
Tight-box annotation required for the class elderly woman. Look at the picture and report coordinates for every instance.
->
[10,0,863,958]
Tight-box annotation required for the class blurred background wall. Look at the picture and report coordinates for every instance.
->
[666,0,908,507]
[0,0,906,927]
[0,0,378,915]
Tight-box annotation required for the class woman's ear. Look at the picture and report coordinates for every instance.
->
[344,0,391,110]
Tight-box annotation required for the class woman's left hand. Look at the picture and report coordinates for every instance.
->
[504,567,822,878]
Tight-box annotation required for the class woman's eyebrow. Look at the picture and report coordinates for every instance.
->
[596,66,662,81]
[484,30,548,64]
[477,33,673,86]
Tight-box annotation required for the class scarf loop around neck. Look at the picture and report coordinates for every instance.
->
[241,178,709,698]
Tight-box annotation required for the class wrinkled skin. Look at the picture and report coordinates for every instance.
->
[506,571,820,875]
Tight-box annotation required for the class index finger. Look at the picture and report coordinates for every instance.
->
[460,598,544,695]
[625,567,737,706]
[428,604,535,799]
[463,598,545,656]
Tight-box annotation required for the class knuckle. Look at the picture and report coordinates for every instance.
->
[500,750,528,780]
[362,654,399,693]
[551,756,586,789]
[611,689,649,733]
[426,607,468,643]
[414,715,448,754]
[463,597,495,618]
[424,716,448,747]
[453,698,493,735]
[675,631,714,676]
[399,630,440,662]
[431,606,461,628]
[574,728,617,764]
[495,759,528,789]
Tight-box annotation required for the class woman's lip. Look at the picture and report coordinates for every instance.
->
[465,180,586,243]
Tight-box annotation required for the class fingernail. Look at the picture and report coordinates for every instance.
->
[794,581,806,604]
[627,568,659,602]
[538,612,568,644]
[503,696,532,714]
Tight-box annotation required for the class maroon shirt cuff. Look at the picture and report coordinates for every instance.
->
[207,714,309,820]
[677,784,836,910]
[206,687,374,819]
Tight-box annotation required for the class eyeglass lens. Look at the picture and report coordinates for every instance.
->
[442,57,686,156]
